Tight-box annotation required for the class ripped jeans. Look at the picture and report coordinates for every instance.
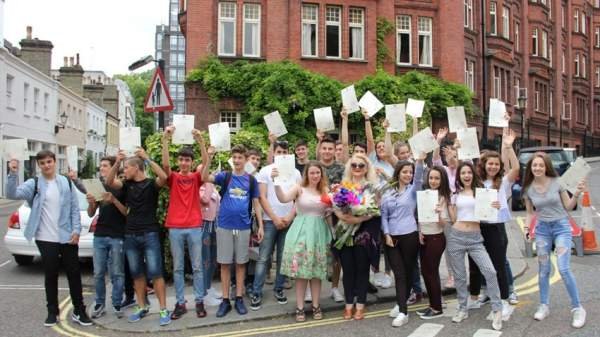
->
[535,218,581,308]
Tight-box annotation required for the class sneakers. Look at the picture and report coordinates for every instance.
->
[492,310,503,331]
[208,287,223,299]
[389,304,400,318]
[419,308,443,320]
[113,305,124,319]
[91,303,105,319]
[508,292,519,305]
[533,304,550,321]
[121,296,136,309]
[128,305,150,323]
[234,297,248,315]
[478,295,491,305]
[159,309,172,326]
[44,313,58,327]
[204,294,222,306]
[249,294,262,311]
[407,291,422,305]
[196,302,207,318]
[392,312,409,327]
[331,287,344,303]
[216,300,232,318]
[467,297,481,310]
[304,287,312,303]
[274,289,288,305]
[170,302,187,320]
[501,300,514,321]
[452,309,469,323]
[380,273,393,289]
[571,307,586,328]
[72,307,93,326]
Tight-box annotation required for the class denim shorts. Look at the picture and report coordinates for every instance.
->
[124,232,163,280]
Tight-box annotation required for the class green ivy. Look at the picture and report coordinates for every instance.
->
[376,17,395,69]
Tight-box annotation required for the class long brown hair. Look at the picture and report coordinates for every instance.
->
[478,151,504,190]
[522,152,558,194]
[302,161,329,195]
[424,166,452,204]
[455,162,483,193]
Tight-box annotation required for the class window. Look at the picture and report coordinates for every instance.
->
[349,8,364,59]
[596,27,600,47]
[575,53,580,77]
[170,35,178,50]
[169,70,177,82]
[325,6,341,58]
[243,3,261,57]
[6,75,13,108]
[23,83,29,113]
[218,2,236,56]
[561,5,565,29]
[418,17,433,66]
[550,90,553,117]
[220,111,241,131]
[532,28,538,56]
[464,0,473,28]
[396,15,411,65]
[574,10,579,33]
[502,6,510,38]
[301,4,318,57]
[514,78,520,106]
[542,31,548,58]
[178,53,185,65]
[581,12,586,35]
[549,43,553,67]
[562,49,566,73]
[465,59,475,92]
[489,2,497,35]
[43,93,49,116]
[493,66,501,98]
[582,55,586,78]
[515,22,520,51]
[596,66,600,87]
[33,88,39,114]
[535,87,540,112]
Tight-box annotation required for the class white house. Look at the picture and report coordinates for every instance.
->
[85,100,106,172]
[115,78,136,128]
[56,84,87,174]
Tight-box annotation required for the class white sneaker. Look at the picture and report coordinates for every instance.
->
[203,294,222,306]
[392,312,408,327]
[389,304,400,318]
[533,304,550,321]
[492,310,503,331]
[467,297,481,310]
[501,300,514,321]
[452,309,469,323]
[331,287,344,303]
[571,307,586,328]
[372,272,385,287]
[508,292,519,305]
[208,287,223,299]
[304,287,312,303]
[380,273,393,289]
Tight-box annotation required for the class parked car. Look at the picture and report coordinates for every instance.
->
[564,147,577,165]
[511,146,572,211]
[4,189,97,265]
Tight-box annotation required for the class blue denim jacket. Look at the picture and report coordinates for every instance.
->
[6,173,81,243]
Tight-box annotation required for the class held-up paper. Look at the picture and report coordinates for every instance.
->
[406,98,425,118]
[408,127,439,157]
[120,127,141,155]
[358,91,384,117]
[274,154,296,185]
[475,188,499,222]
[559,157,591,194]
[417,190,439,223]
[1,138,29,161]
[81,179,107,202]
[227,158,255,175]
[208,122,231,152]
[341,85,360,113]
[456,127,480,160]
[447,106,468,133]
[263,111,288,137]
[489,99,508,128]
[67,145,78,171]
[385,104,407,133]
[314,107,335,132]
[172,115,195,145]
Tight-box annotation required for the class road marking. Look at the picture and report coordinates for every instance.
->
[0,260,11,268]
[472,329,502,337]
[407,323,445,337]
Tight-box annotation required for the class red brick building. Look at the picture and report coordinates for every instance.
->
[178,0,600,154]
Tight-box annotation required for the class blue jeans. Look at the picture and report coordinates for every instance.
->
[169,227,205,304]
[251,220,287,296]
[505,258,514,293]
[124,232,163,280]
[535,218,581,308]
[201,220,217,294]
[93,236,125,308]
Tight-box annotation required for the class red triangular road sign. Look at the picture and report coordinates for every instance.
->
[143,67,174,112]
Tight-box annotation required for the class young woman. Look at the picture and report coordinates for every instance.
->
[380,153,425,327]
[417,166,452,319]
[333,153,379,321]
[522,153,586,329]
[274,161,332,322]
[447,162,503,331]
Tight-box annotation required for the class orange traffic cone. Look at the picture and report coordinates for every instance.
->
[581,191,600,254]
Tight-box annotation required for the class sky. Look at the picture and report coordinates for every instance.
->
[4,0,168,76]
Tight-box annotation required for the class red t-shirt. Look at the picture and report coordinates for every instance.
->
[165,171,203,228]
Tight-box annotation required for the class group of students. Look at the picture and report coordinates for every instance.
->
[5,108,587,331]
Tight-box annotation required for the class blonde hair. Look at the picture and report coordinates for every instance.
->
[343,153,378,185]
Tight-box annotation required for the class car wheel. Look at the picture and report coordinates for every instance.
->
[13,255,34,266]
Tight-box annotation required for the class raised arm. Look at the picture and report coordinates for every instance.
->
[432,127,448,164]
[383,119,399,166]
[5,160,35,201]
[135,147,168,188]
[363,108,375,154]
[561,179,585,211]
[197,132,215,183]
[266,133,277,165]
[412,116,419,136]
[162,126,173,176]
[340,108,350,163]
[501,128,519,183]
[410,156,425,195]
[315,129,324,161]
[106,151,125,190]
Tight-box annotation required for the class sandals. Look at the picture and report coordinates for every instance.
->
[295,308,306,322]
[312,306,323,320]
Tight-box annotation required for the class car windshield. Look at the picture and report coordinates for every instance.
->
[519,151,568,167]
[564,151,577,163]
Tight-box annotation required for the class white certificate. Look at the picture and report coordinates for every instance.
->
[81,179,107,201]
[406,98,425,118]
[417,190,439,223]
[208,122,231,152]
[489,99,508,128]
[120,127,141,155]
[172,115,195,145]
[227,158,256,174]
[358,91,384,117]
[263,111,288,137]
[341,85,360,113]
[385,104,407,133]
[408,127,439,157]
[559,157,591,194]
[274,154,296,185]
[447,106,468,133]
[67,145,78,171]
[456,127,480,160]
[1,138,29,161]
[475,188,499,222]
[314,107,335,132]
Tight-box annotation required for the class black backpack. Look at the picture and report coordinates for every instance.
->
[29,175,73,207]
[217,171,257,216]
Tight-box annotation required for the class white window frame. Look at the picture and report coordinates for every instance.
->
[574,10,579,33]
[465,59,475,92]
[348,8,365,60]
[582,55,586,78]
[218,2,237,56]
[418,17,433,67]
[242,3,261,57]
[490,2,497,36]
[220,111,242,132]
[542,30,548,58]
[33,88,39,115]
[43,93,49,117]
[535,88,540,112]
[301,4,318,57]
[549,90,553,117]
[493,66,501,99]
[562,49,566,74]
[396,15,412,65]
[515,22,520,52]
[596,66,600,87]
[325,6,342,58]
[581,12,586,35]
[532,28,538,56]
[575,53,580,77]
[561,5,566,29]
[464,0,473,29]
[502,6,510,39]
[23,83,29,115]
[513,78,520,106]
[6,75,14,108]
[595,27,600,47]
[549,42,553,67]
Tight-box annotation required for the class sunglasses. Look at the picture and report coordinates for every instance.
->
[351,163,366,169]
[274,140,289,149]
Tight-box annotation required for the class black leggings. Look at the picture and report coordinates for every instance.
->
[469,222,509,299]
[339,244,371,304]
[385,231,420,314]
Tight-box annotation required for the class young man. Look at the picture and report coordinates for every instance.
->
[86,156,128,319]
[201,144,264,318]
[249,141,301,310]
[247,149,262,174]
[161,126,209,319]
[6,152,92,327]
[294,139,309,173]
[106,148,171,326]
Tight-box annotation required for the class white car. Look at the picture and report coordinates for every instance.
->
[4,189,97,265]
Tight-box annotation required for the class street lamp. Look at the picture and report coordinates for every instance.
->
[517,92,527,148]
[54,111,68,134]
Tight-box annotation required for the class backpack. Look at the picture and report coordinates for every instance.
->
[29,175,73,207]
[217,171,257,217]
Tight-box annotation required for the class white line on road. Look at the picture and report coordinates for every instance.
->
[0,260,11,268]
[407,323,445,337]
[472,329,502,337]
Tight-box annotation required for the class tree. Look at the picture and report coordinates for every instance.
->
[114,71,155,145]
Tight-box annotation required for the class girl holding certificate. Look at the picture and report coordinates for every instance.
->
[447,162,503,331]
[522,153,586,329]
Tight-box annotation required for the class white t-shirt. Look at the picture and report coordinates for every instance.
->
[256,164,302,221]
[36,179,61,242]
[482,176,513,223]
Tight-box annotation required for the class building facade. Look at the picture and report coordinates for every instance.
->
[85,100,107,169]
[115,78,136,128]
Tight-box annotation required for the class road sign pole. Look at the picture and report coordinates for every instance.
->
[158,59,166,130]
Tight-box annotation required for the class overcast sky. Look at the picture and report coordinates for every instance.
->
[4,0,168,76]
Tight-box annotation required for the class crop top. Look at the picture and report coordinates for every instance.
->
[452,193,479,222]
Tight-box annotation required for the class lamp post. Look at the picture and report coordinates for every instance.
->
[54,111,68,134]
[517,93,527,149]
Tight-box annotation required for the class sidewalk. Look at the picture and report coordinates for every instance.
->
[90,220,528,333]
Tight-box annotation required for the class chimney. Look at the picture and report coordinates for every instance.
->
[69,56,74,67]
[63,56,68,67]
[19,26,54,76]
[59,54,84,96]
[76,53,80,65]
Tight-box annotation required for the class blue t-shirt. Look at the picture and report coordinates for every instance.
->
[215,172,259,230]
